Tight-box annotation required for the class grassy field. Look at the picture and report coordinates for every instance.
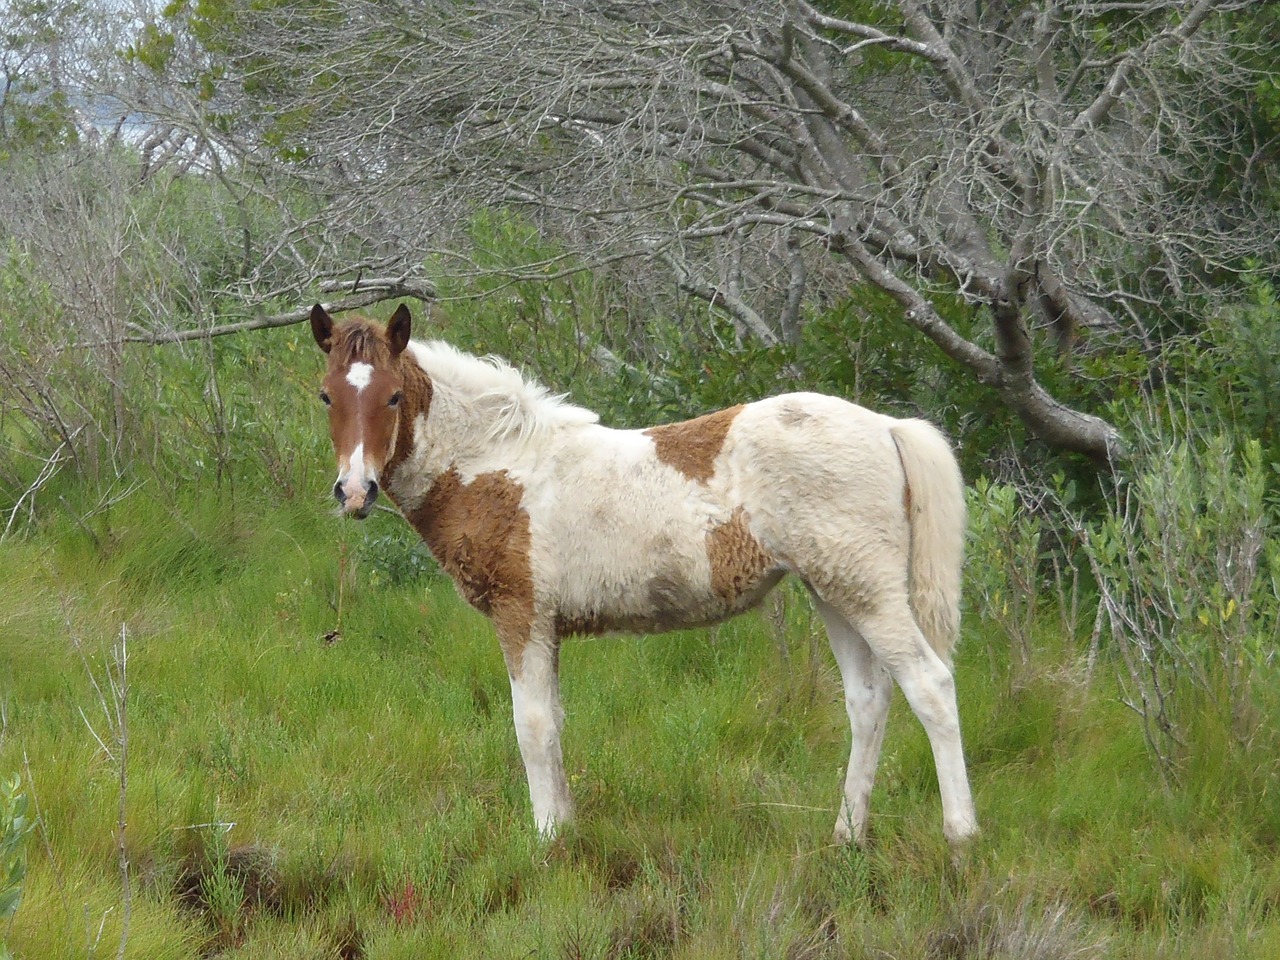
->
[2,478,1279,959]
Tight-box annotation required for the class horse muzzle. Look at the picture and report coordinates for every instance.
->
[334,478,378,518]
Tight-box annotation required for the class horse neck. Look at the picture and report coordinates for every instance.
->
[386,349,535,489]
[431,388,528,471]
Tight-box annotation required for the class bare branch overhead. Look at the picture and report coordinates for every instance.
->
[110,0,1278,461]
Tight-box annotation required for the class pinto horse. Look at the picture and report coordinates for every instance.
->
[309,303,978,845]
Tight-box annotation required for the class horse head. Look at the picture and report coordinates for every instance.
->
[310,302,413,518]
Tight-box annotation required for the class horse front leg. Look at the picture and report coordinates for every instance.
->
[500,618,574,837]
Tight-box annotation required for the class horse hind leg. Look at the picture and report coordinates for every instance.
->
[819,592,978,845]
[871,600,976,844]
[814,597,892,846]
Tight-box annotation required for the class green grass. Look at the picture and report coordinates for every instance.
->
[2,485,1279,958]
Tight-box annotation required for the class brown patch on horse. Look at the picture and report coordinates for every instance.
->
[707,507,777,606]
[328,318,394,367]
[645,405,744,483]
[554,609,640,640]
[406,468,535,669]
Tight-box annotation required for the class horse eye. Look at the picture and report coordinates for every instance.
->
[319,391,331,406]
[388,392,403,408]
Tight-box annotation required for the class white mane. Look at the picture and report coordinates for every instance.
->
[406,339,599,442]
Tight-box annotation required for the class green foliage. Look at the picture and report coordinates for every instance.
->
[965,478,1047,676]
[1169,274,1280,467]
[0,0,82,156]
[432,211,1010,445]
[0,774,33,958]
[1076,419,1278,781]
[198,827,250,949]
[130,0,356,163]
[3,453,1280,955]
[127,20,177,74]
[0,142,325,537]
[354,527,443,589]
[436,218,779,432]
[0,86,78,155]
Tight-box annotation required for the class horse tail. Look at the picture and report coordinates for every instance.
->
[889,419,966,665]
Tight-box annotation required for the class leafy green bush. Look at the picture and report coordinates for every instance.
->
[1171,275,1280,470]
[1075,420,1278,783]
[966,478,1047,678]
[355,527,445,588]
[0,143,321,540]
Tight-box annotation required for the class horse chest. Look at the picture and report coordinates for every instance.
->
[405,467,534,619]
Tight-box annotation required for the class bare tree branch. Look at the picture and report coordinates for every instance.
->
[111,279,436,346]
[659,251,782,347]
[104,0,1280,463]
[1066,0,1220,137]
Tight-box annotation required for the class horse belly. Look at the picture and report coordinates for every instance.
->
[550,545,716,637]
[553,568,779,638]
[546,506,784,638]
[535,424,787,639]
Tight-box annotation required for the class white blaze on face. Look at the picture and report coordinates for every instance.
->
[346,362,373,392]
[339,441,377,510]
[337,361,374,507]
[345,442,366,482]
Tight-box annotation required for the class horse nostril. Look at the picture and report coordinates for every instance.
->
[367,480,379,505]
[333,481,347,504]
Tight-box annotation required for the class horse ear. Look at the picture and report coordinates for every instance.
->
[310,304,334,353]
[387,303,412,357]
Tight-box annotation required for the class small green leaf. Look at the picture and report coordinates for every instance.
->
[0,885,23,920]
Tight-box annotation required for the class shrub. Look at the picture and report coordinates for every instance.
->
[1074,416,1278,783]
